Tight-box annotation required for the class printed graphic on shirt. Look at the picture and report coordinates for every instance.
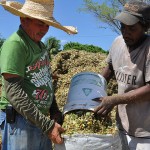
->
[26,51,53,110]
[115,65,137,86]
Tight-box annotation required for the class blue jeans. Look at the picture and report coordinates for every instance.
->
[0,110,52,150]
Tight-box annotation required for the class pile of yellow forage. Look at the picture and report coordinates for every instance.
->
[62,109,117,135]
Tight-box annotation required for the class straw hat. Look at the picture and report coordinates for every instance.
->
[0,0,78,34]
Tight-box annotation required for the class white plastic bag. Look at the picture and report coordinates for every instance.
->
[54,133,122,150]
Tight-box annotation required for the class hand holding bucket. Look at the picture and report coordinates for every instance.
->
[93,96,116,116]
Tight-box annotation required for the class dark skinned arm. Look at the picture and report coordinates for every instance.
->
[101,63,114,82]
[94,64,150,116]
[94,82,150,116]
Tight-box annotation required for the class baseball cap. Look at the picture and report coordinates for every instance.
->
[114,0,150,25]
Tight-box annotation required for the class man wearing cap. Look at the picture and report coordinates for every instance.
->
[0,0,77,150]
[94,1,150,149]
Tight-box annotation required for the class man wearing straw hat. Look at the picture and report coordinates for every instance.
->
[0,0,77,149]
[94,0,150,150]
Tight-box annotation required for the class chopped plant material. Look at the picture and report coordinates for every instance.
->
[51,50,118,111]
[50,50,118,135]
[62,109,117,135]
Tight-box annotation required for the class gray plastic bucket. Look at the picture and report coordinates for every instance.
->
[54,133,122,150]
[63,72,107,114]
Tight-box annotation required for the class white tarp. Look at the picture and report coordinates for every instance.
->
[54,133,122,150]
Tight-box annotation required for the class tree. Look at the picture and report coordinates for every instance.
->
[44,37,61,56]
[80,0,150,34]
[63,42,108,54]
[0,35,5,48]
[0,35,5,77]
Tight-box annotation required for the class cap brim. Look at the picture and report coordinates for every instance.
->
[114,11,140,25]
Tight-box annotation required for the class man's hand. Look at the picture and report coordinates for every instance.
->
[93,96,116,116]
[48,122,65,144]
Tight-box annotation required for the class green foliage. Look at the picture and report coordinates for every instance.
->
[0,35,5,77]
[79,0,127,34]
[80,0,150,34]
[63,42,108,54]
[0,36,5,48]
[44,36,61,55]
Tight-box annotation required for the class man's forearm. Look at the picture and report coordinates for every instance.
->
[4,77,54,135]
[101,63,114,82]
[112,83,150,105]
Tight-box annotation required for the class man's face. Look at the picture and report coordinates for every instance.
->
[120,22,145,47]
[21,18,49,43]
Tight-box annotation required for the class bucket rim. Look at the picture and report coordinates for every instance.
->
[63,98,103,114]
[71,71,107,84]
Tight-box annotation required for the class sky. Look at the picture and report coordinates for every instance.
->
[0,0,119,51]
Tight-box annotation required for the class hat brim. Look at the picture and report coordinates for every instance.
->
[114,11,140,25]
[0,1,78,34]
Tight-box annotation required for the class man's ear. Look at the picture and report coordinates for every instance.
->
[20,17,24,23]
[20,17,26,27]
[20,17,30,26]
